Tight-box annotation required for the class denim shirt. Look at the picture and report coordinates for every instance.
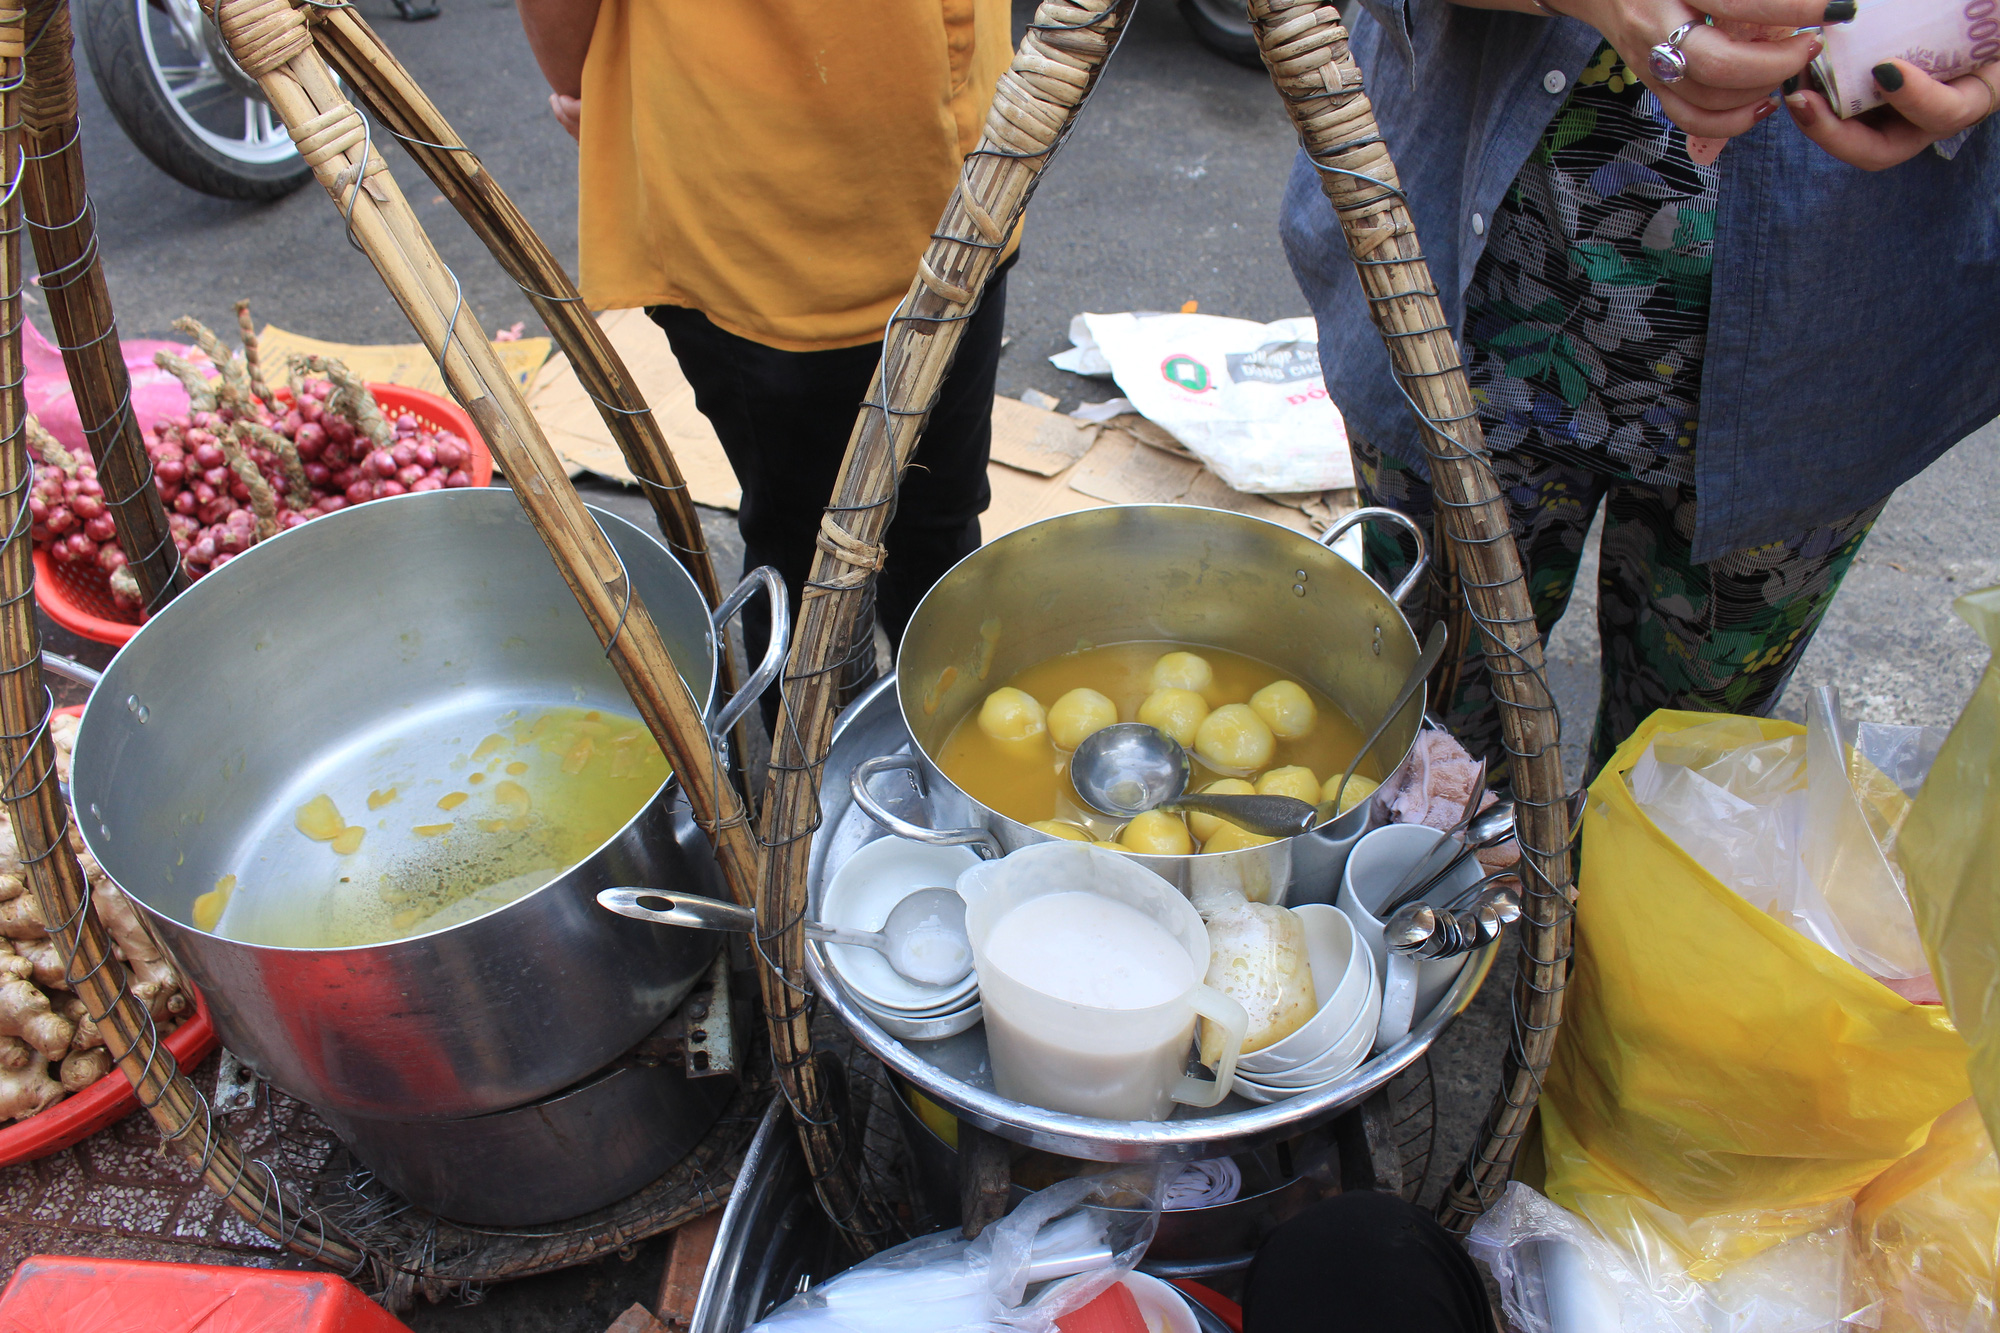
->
[1279,0,2000,562]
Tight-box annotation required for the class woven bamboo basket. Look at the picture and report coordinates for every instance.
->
[0,0,1575,1298]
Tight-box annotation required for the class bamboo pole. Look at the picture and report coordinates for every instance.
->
[206,0,761,912]
[754,0,1136,1249]
[0,4,365,1273]
[19,0,187,612]
[1246,0,1576,1232]
[300,6,722,612]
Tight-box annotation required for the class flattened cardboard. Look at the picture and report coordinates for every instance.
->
[256,325,551,397]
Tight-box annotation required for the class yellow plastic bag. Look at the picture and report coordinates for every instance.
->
[1541,710,1971,1260]
[1903,586,2000,1157]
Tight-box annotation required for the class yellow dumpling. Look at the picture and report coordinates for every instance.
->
[977,687,1048,760]
[1047,688,1118,751]
[1250,680,1317,740]
[1150,651,1214,696]
[1138,688,1209,748]
[1186,778,1256,842]
[1029,820,1092,842]
[1118,810,1193,856]
[1194,704,1275,774]
[1256,765,1321,805]
[1204,822,1277,854]
[1322,772,1381,816]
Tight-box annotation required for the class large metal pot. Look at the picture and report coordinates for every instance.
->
[319,1057,738,1226]
[70,489,786,1120]
[856,505,1428,905]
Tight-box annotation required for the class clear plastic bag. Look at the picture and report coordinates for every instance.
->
[1188,885,1314,1063]
[1468,1183,1866,1333]
[1626,690,1945,986]
[749,1167,1165,1333]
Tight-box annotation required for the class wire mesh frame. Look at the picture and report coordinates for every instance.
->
[747,0,1140,1257]
[1244,0,1578,1234]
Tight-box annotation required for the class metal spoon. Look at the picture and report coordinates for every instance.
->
[596,885,975,988]
[1068,723,1319,839]
[1321,620,1450,818]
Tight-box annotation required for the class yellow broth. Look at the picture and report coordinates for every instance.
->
[935,642,1376,850]
[208,706,671,947]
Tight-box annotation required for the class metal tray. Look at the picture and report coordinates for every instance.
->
[806,677,1494,1164]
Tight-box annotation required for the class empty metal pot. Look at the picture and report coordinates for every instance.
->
[70,489,784,1119]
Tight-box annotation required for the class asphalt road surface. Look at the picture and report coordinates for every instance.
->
[52,0,1999,1326]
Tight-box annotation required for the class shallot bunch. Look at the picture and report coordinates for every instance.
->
[29,303,478,611]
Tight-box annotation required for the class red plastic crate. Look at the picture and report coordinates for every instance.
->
[35,382,493,646]
[0,1257,412,1332]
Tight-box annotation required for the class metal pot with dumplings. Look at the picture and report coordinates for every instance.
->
[852,504,1428,906]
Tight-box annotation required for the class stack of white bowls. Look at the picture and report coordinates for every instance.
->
[819,836,984,1040]
[1231,903,1382,1104]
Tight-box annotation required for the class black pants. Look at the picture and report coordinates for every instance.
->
[648,273,1007,725]
[1243,1192,1492,1333]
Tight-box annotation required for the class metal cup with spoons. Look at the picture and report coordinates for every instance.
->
[596,886,975,988]
[1067,621,1450,837]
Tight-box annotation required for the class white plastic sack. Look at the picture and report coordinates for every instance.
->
[1049,312,1352,494]
[748,1167,1164,1333]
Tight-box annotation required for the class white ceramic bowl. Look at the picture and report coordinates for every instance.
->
[1118,1272,1200,1333]
[821,836,983,1012]
[1234,904,1374,1075]
[851,991,983,1042]
[1337,823,1477,1051]
[1239,963,1383,1086]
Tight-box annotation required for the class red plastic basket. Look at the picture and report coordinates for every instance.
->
[34,382,493,646]
[0,986,217,1167]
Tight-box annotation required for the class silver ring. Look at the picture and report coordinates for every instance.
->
[1648,21,1698,83]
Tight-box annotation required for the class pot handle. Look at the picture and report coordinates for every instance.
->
[1319,506,1428,607]
[597,887,757,933]
[39,652,101,692]
[707,565,790,745]
[851,753,1003,860]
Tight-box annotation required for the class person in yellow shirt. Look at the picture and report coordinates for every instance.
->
[517,0,1017,724]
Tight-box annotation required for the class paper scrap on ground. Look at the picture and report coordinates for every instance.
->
[1051,311,1353,494]
[255,325,551,397]
[515,308,1352,543]
[522,307,741,508]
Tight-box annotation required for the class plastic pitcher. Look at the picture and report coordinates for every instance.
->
[958,842,1248,1121]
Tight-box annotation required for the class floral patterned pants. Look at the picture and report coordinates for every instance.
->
[1351,436,1884,781]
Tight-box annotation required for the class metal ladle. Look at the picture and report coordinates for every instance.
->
[1067,620,1451,840]
[1067,723,1319,838]
[597,886,975,988]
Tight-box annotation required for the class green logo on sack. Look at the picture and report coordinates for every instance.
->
[1160,355,1210,393]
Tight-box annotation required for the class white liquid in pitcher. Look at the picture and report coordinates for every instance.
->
[978,890,1201,1121]
[982,892,1193,1008]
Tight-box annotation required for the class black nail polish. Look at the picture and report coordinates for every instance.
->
[1873,60,1905,90]
[1822,1,1856,21]
[1782,74,1801,94]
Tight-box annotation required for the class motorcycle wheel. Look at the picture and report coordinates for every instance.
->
[80,0,313,202]
[1176,0,1264,69]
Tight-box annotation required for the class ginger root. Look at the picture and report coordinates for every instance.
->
[0,977,73,1061]
[0,1035,32,1071]
[93,883,180,995]
[13,940,65,991]
[0,1054,66,1119]
[0,885,45,940]
[48,713,78,786]
[58,1047,112,1093]
[53,993,102,1051]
